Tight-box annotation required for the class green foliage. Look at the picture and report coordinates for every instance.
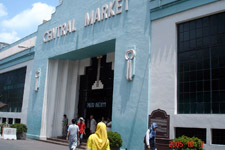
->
[173,135,204,150]
[108,131,123,148]
[10,123,27,134]
[0,122,7,127]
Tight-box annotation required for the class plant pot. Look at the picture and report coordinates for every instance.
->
[17,132,26,140]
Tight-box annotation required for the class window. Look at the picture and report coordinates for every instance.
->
[2,118,6,123]
[8,118,13,124]
[178,12,225,114]
[212,129,225,145]
[0,67,26,112]
[15,118,21,124]
[175,127,206,143]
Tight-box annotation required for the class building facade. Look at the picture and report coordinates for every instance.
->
[0,0,225,149]
[0,33,36,125]
[150,0,225,149]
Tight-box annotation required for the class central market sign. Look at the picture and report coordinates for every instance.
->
[43,0,129,42]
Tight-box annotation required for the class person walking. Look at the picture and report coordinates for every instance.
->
[66,119,80,150]
[90,115,97,134]
[106,118,112,132]
[77,117,86,145]
[145,123,158,150]
[101,117,107,124]
[74,114,80,124]
[87,122,110,150]
[62,114,68,138]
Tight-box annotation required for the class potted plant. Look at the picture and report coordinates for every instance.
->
[108,131,123,150]
[10,123,27,140]
[172,135,204,150]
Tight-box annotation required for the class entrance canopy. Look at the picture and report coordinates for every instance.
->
[50,39,115,60]
[44,39,115,138]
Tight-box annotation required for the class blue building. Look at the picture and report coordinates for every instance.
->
[0,0,225,149]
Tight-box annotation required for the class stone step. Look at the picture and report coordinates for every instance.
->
[47,138,67,143]
[38,138,86,150]
[38,139,68,146]
[55,137,88,143]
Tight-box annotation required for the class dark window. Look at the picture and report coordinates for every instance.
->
[8,118,13,124]
[212,129,225,145]
[178,12,225,114]
[15,118,21,124]
[2,118,6,123]
[175,127,206,143]
[0,67,26,112]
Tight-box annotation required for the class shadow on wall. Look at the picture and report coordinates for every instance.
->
[151,44,175,65]
[119,61,131,114]
[119,52,150,149]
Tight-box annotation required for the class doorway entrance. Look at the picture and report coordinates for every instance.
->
[78,55,114,131]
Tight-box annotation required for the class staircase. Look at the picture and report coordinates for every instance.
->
[38,138,86,150]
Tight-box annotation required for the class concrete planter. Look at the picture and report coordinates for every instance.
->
[17,132,26,140]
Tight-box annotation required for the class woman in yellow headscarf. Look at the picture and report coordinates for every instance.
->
[87,122,110,150]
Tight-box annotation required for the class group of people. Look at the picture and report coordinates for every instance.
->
[63,114,158,150]
[62,114,112,150]
[90,116,112,133]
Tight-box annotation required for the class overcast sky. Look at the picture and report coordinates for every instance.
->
[0,0,58,44]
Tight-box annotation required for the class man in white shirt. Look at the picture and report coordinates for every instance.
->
[66,119,80,150]
[90,115,96,134]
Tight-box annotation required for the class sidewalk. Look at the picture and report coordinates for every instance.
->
[0,138,85,150]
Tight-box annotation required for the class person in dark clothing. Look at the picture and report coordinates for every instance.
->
[74,114,80,124]
[62,114,68,138]
[145,123,158,150]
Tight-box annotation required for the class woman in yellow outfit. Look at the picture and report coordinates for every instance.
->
[87,122,110,150]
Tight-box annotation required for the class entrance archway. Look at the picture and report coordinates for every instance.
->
[78,55,114,134]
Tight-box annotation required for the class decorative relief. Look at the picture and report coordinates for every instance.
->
[92,56,104,90]
[125,49,136,81]
[34,69,40,92]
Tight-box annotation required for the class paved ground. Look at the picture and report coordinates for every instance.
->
[0,139,70,150]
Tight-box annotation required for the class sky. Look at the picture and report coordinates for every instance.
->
[0,0,59,44]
